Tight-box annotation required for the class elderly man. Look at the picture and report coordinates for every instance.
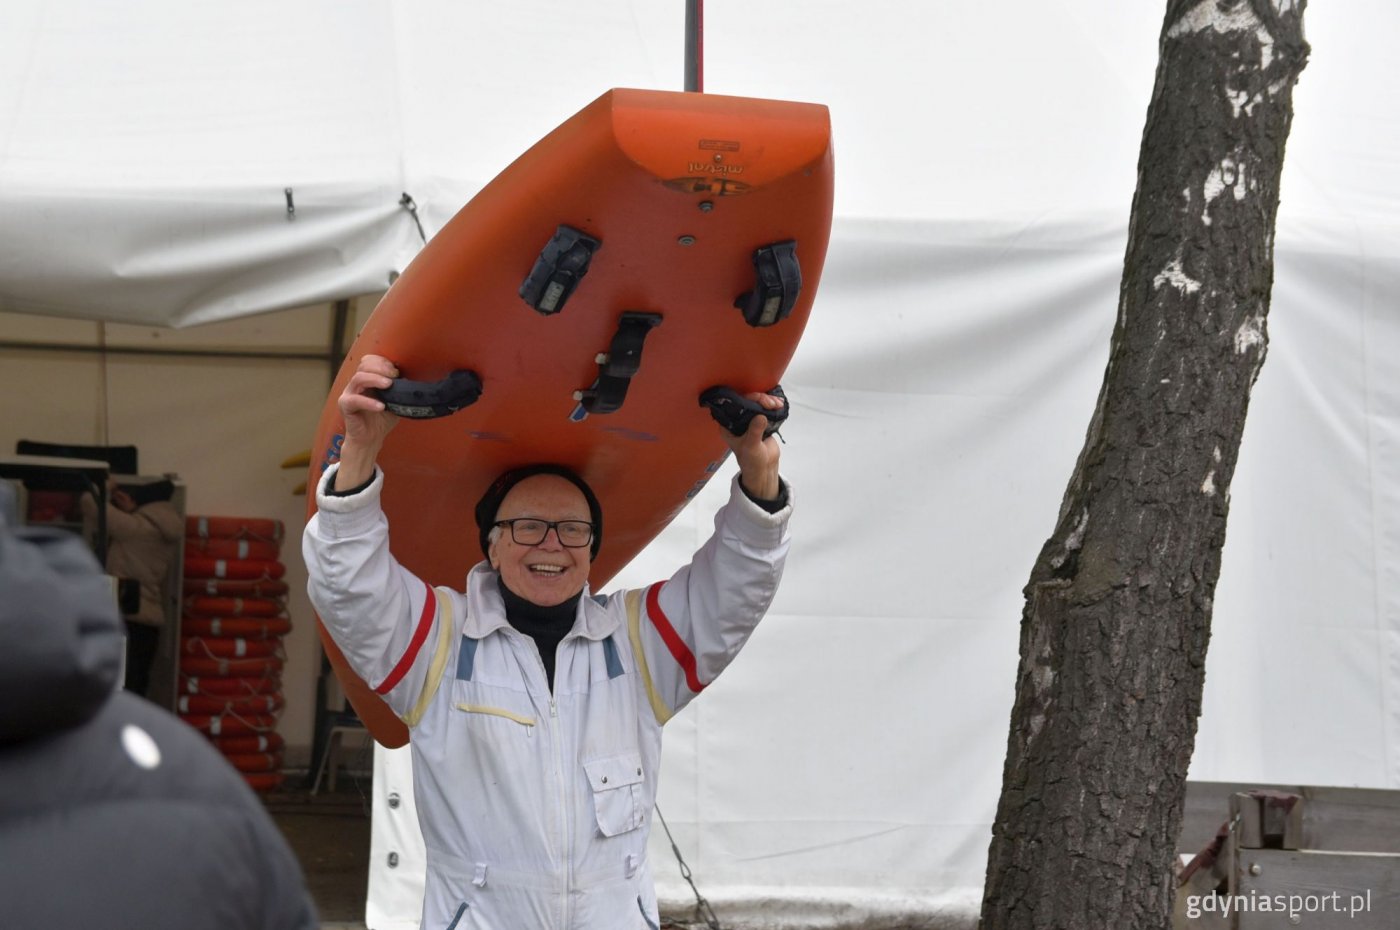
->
[303,354,791,930]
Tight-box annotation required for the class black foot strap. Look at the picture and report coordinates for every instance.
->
[374,370,483,419]
[699,385,788,439]
[519,225,602,315]
[734,240,801,327]
[575,312,664,415]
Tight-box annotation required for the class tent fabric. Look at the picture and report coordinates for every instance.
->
[7,3,1395,326]
[4,1,1399,927]
[361,210,1400,927]
[0,0,682,326]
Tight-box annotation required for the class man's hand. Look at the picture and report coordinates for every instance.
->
[334,355,401,490]
[721,391,783,502]
[110,487,136,514]
[104,476,136,513]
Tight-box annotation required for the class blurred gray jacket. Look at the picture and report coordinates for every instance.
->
[0,501,318,929]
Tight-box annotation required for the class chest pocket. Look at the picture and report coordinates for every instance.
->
[583,751,646,837]
[452,634,538,729]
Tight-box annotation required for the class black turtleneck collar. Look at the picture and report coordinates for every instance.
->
[497,577,581,690]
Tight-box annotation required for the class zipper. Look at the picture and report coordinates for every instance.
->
[549,634,574,928]
[516,623,599,927]
[515,628,570,929]
[550,690,570,927]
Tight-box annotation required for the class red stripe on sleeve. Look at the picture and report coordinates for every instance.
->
[645,583,706,694]
[374,583,437,695]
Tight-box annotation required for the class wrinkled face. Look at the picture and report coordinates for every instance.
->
[488,475,593,607]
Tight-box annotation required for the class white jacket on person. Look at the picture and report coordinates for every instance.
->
[303,464,791,930]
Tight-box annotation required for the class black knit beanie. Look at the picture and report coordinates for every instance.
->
[475,464,603,561]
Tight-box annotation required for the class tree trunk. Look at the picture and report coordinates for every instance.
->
[979,2,1308,929]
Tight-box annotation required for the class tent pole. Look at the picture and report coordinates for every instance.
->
[96,322,110,445]
[329,299,351,390]
[0,340,329,363]
[684,0,703,92]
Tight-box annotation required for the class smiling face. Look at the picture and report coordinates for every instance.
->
[487,474,593,607]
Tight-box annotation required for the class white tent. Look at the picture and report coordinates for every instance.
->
[2,2,1397,927]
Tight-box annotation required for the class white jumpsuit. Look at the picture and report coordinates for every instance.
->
[303,465,791,929]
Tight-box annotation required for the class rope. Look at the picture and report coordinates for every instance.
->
[211,704,277,734]
[655,804,722,930]
[179,677,276,699]
[183,636,286,665]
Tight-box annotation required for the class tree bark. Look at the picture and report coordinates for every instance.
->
[979,2,1308,929]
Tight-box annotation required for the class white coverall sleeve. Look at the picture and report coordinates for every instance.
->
[302,464,451,723]
[630,474,791,723]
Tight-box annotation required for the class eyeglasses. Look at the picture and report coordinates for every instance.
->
[494,518,595,548]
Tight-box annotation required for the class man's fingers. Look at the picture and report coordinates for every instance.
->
[358,354,400,378]
[349,370,393,390]
[343,393,387,414]
[340,371,394,416]
[742,391,780,407]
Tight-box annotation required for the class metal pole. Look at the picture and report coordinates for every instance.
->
[0,340,331,363]
[329,299,351,389]
[684,0,703,92]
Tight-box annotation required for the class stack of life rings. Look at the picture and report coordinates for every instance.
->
[179,514,291,793]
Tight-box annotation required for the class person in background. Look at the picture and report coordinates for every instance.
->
[0,484,319,929]
[84,475,183,696]
[303,354,792,929]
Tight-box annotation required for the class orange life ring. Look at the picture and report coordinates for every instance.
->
[180,674,282,696]
[186,515,286,543]
[183,557,286,581]
[180,636,281,659]
[222,751,284,773]
[241,772,286,793]
[179,655,283,678]
[210,732,285,754]
[182,616,292,639]
[178,693,284,716]
[184,538,281,562]
[184,595,284,618]
[182,577,290,598]
[180,713,278,736]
